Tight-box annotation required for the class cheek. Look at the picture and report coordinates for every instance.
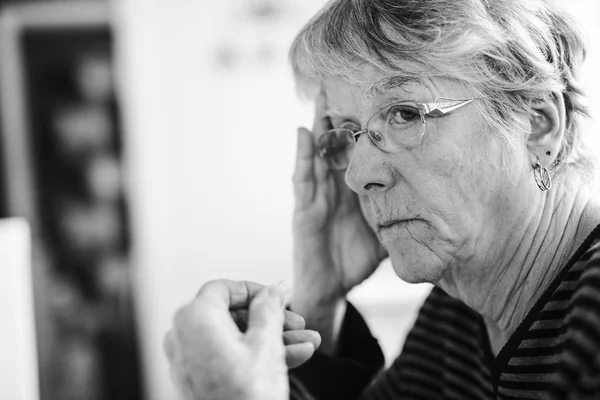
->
[415,115,472,179]
[421,119,506,202]
[410,129,466,196]
[405,126,504,242]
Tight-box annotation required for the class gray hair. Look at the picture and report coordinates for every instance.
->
[289,0,592,176]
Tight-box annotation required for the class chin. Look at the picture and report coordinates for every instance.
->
[388,248,446,284]
[379,222,447,284]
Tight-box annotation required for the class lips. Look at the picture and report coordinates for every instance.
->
[376,218,422,232]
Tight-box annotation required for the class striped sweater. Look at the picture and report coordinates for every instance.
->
[290,225,600,399]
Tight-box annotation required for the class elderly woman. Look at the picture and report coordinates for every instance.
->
[164,0,600,399]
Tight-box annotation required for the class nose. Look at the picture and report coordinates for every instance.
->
[345,133,395,195]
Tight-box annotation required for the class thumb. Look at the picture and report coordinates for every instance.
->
[244,282,290,347]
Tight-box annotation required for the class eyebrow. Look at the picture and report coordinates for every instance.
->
[323,76,420,117]
[363,76,419,100]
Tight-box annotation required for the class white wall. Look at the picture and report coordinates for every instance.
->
[114,1,600,399]
[115,2,327,399]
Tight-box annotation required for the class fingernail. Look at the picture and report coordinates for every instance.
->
[286,311,303,323]
[297,127,309,140]
[301,341,315,352]
[276,280,292,294]
[265,285,286,307]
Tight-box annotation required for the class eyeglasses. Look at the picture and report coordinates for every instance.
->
[317,97,477,170]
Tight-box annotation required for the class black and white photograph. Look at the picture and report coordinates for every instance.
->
[0,1,599,400]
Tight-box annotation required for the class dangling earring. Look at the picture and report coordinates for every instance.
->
[533,159,552,191]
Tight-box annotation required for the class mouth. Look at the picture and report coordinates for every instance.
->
[376,218,422,232]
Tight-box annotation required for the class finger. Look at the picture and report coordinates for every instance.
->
[230,308,305,332]
[293,128,316,210]
[311,91,332,136]
[285,342,316,369]
[195,279,266,310]
[163,330,178,363]
[175,280,260,336]
[292,127,315,183]
[283,329,322,350]
[313,143,329,183]
[311,90,333,183]
[245,284,289,346]
[283,309,306,331]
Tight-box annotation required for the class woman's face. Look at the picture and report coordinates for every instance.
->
[323,75,533,286]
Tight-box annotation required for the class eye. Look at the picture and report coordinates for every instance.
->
[385,105,420,125]
[339,120,360,132]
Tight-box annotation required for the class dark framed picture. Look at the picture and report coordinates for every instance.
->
[0,3,143,400]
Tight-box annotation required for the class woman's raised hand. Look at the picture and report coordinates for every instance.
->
[291,94,388,353]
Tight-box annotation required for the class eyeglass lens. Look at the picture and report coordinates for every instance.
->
[317,128,355,170]
[318,119,426,170]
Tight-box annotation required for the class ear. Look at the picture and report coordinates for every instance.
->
[526,94,565,167]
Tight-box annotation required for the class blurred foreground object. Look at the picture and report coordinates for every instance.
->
[0,2,143,400]
[0,218,39,400]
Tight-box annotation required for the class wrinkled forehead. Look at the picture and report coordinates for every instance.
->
[322,79,365,118]
[322,76,425,120]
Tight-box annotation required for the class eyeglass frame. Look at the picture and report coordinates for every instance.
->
[318,96,478,170]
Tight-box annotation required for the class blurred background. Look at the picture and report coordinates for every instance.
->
[0,1,597,400]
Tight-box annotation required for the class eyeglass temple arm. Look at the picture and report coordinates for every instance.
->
[351,128,369,141]
[423,97,475,117]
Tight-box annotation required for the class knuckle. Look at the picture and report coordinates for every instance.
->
[196,278,231,297]
[252,296,278,316]
[172,304,192,330]
[163,330,176,360]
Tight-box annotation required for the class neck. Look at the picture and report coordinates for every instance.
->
[440,177,600,355]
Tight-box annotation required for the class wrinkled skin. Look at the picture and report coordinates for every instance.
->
[164,280,321,400]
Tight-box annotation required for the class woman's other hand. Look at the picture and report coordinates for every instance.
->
[164,280,321,400]
[292,93,388,354]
